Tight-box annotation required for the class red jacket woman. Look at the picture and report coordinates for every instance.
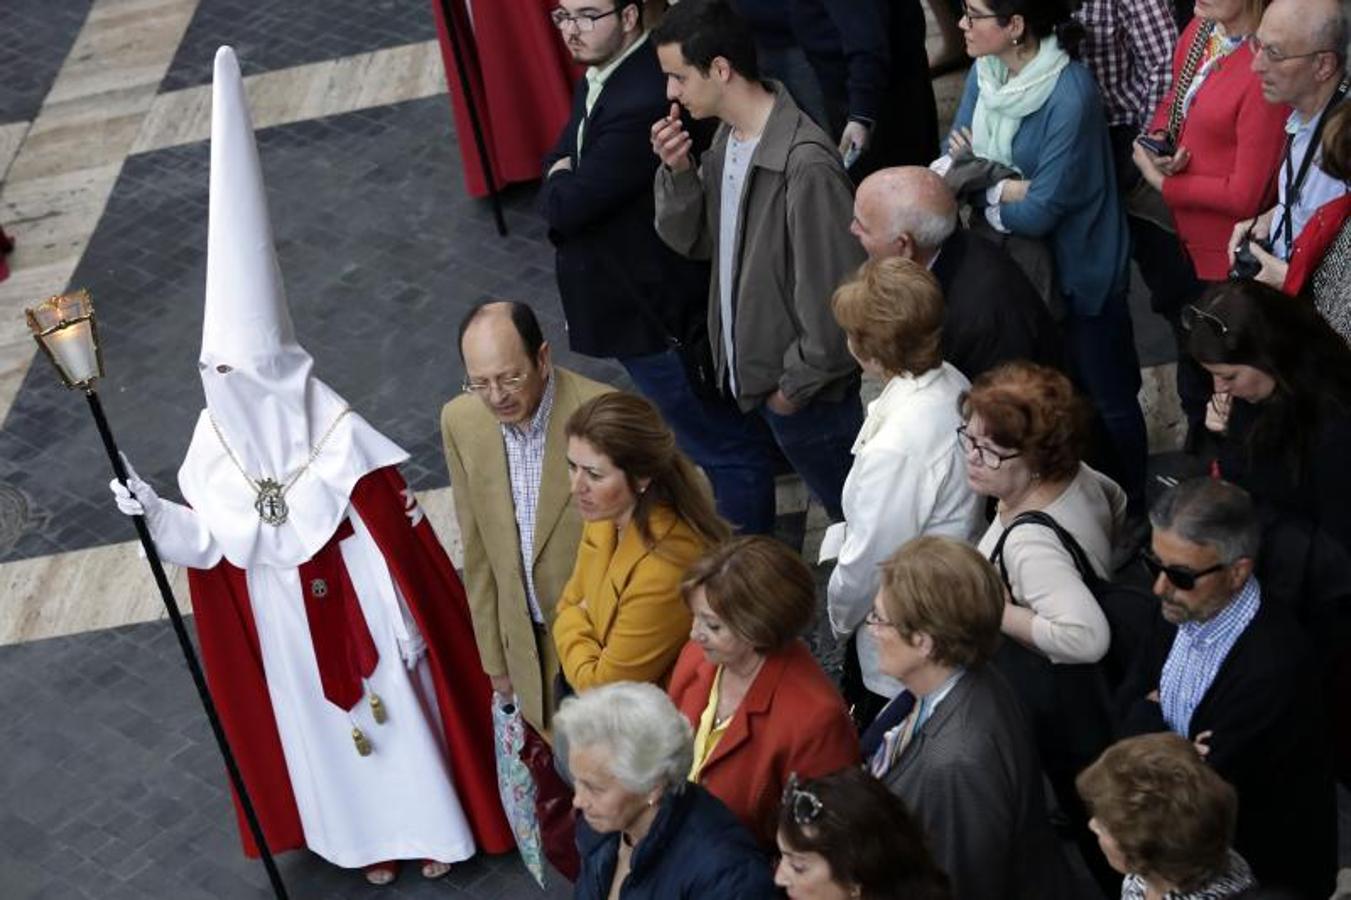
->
[1146,14,1289,279]
[667,538,859,846]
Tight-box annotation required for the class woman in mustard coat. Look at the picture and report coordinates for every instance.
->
[553,392,730,692]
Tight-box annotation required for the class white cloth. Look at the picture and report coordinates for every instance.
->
[1271,102,1350,259]
[245,506,476,867]
[976,463,1125,664]
[828,364,984,696]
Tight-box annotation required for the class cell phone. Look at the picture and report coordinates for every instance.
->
[1135,133,1176,157]
[842,144,862,170]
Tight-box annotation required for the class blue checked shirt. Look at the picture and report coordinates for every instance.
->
[1160,577,1261,737]
[501,374,556,624]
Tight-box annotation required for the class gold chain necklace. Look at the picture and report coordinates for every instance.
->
[208,407,352,526]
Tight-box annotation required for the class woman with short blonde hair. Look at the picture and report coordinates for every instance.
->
[826,258,982,727]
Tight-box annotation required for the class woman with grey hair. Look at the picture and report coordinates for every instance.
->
[556,682,778,899]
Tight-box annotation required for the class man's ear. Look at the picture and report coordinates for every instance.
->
[622,1,642,33]
[711,55,733,83]
[1227,557,1255,593]
[537,340,553,374]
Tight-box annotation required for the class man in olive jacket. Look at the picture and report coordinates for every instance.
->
[441,302,610,737]
[651,0,864,522]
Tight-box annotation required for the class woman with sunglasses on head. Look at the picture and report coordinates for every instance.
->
[1131,0,1288,444]
[958,360,1125,888]
[774,768,952,900]
[552,392,731,697]
[1187,278,1351,555]
[863,535,1074,899]
[944,0,1149,512]
[668,536,859,847]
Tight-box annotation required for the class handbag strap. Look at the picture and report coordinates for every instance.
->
[1165,19,1217,142]
[988,510,1101,595]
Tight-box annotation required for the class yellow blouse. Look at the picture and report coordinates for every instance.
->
[689,666,730,781]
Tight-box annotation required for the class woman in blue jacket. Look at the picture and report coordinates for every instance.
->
[948,0,1147,511]
[556,681,778,900]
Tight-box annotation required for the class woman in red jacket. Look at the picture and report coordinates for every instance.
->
[1132,0,1288,440]
[668,536,859,846]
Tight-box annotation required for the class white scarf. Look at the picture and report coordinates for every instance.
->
[972,36,1071,170]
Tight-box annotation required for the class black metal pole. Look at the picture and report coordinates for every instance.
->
[437,0,509,236]
[85,390,290,900]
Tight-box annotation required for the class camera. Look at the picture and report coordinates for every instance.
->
[1228,236,1272,281]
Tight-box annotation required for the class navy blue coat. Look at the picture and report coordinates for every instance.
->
[540,39,709,360]
[573,783,778,900]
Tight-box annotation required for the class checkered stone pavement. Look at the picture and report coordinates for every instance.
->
[160,0,439,92]
[0,0,94,124]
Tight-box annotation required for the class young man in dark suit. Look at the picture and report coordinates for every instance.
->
[540,0,776,533]
[1118,478,1337,899]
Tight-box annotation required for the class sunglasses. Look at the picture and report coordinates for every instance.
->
[1180,304,1229,336]
[1140,548,1226,590]
[782,773,823,825]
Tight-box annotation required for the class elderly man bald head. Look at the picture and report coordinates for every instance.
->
[851,167,959,263]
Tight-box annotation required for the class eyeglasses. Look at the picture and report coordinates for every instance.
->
[960,3,1001,20]
[1180,304,1229,336]
[1246,34,1336,63]
[864,607,896,629]
[956,425,1022,470]
[782,774,824,825]
[549,7,618,31]
[462,373,529,396]
[1140,548,1226,591]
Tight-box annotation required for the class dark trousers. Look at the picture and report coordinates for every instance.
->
[757,386,863,524]
[621,349,781,534]
[1064,296,1149,511]
[1128,216,1211,432]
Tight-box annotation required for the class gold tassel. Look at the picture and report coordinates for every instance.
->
[369,692,387,725]
[352,725,372,757]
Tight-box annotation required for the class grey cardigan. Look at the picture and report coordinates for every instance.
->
[654,82,863,411]
[881,666,1074,900]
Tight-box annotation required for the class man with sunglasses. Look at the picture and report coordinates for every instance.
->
[1226,0,1349,288]
[1118,477,1336,898]
[441,301,610,738]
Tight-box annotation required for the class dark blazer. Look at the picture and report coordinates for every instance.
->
[573,783,778,900]
[931,228,1062,381]
[879,666,1074,900]
[667,639,859,845]
[539,39,708,359]
[1116,599,1337,898]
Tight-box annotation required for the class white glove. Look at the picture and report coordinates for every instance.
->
[108,454,221,569]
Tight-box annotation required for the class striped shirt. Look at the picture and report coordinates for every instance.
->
[1121,849,1255,898]
[502,374,557,624]
[1160,577,1261,737]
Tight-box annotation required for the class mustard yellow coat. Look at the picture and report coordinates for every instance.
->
[552,504,708,691]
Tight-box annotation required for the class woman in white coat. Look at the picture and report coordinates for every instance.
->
[825,257,983,726]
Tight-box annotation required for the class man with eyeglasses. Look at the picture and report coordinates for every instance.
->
[1227,0,1349,288]
[540,0,773,533]
[440,301,610,738]
[1117,477,1335,898]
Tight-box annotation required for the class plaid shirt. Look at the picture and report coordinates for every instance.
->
[501,374,556,624]
[1160,577,1261,737]
[1076,0,1178,129]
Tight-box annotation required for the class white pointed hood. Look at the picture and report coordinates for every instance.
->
[178,46,407,569]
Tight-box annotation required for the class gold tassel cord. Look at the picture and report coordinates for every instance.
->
[352,725,372,757]
[369,692,387,725]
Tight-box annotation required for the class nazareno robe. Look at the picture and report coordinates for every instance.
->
[188,465,514,862]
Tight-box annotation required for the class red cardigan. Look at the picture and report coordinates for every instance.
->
[1149,18,1290,280]
[1284,192,1351,296]
[667,639,860,846]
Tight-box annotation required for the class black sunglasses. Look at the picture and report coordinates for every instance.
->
[1140,548,1225,590]
[782,773,823,825]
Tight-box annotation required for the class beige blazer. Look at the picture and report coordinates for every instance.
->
[440,366,611,735]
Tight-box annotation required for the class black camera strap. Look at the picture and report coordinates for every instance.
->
[1276,78,1349,254]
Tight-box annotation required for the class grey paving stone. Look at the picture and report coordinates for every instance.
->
[0,0,93,125]
[161,0,439,93]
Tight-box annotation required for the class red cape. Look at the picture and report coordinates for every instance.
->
[429,0,579,197]
[187,465,514,858]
